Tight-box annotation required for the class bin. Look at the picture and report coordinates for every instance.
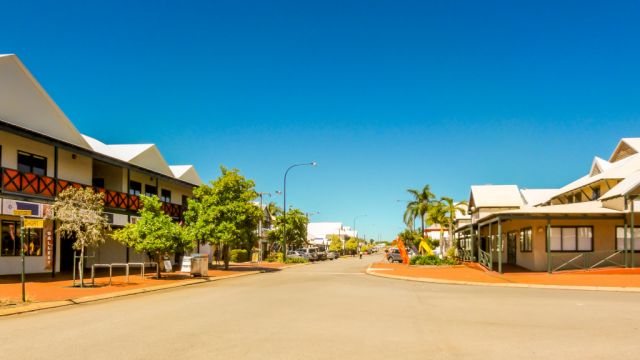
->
[190,254,209,277]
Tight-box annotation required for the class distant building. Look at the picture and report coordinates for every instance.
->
[307,222,357,248]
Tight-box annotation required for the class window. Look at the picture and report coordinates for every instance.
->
[145,184,157,197]
[549,227,593,252]
[129,181,142,195]
[160,189,171,202]
[92,178,105,188]
[1,221,42,256]
[520,228,532,252]
[615,227,640,251]
[591,187,601,200]
[182,195,189,207]
[17,151,47,176]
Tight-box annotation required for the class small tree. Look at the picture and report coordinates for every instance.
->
[268,208,309,251]
[345,238,358,255]
[113,195,190,278]
[328,234,343,253]
[47,187,111,287]
[184,166,262,270]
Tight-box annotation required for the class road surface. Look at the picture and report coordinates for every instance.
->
[2,255,639,359]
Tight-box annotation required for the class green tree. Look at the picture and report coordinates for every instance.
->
[398,229,422,250]
[328,234,343,252]
[428,200,448,256]
[47,187,111,287]
[345,238,358,254]
[113,195,190,278]
[266,201,281,218]
[405,185,436,236]
[184,166,262,269]
[268,208,309,251]
[440,197,468,252]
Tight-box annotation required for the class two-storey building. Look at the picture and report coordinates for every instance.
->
[0,54,202,275]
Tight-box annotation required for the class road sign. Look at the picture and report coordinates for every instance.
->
[12,210,32,216]
[24,219,44,228]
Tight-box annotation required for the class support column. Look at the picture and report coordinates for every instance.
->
[469,227,475,262]
[498,217,502,274]
[52,145,59,278]
[632,197,636,268]
[546,219,552,274]
[488,222,493,271]
[624,210,628,268]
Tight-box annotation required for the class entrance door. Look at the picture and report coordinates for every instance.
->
[507,232,517,265]
[60,234,76,271]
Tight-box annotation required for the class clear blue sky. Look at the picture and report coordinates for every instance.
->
[3,1,640,241]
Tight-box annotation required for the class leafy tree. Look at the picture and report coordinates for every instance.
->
[268,208,309,251]
[328,234,343,252]
[345,238,358,254]
[405,185,435,236]
[113,195,190,278]
[183,166,262,269]
[428,200,448,256]
[47,187,111,287]
[266,201,282,218]
[398,229,422,250]
[440,197,468,252]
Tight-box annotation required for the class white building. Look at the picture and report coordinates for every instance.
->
[307,222,357,248]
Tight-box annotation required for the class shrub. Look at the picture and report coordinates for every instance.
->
[285,257,308,264]
[230,249,249,262]
[445,246,457,260]
[266,252,284,263]
[410,255,457,266]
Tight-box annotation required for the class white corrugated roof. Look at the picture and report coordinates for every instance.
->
[601,170,640,200]
[470,185,523,208]
[0,54,91,150]
[169,165,203,185]
[478,201,621,222]
[520,189,557,207]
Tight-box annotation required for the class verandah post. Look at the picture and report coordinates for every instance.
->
[631,197,636,268]
[546,219,552,274]
[498,217,502,274]
[624,209,628,268]
[489,222,493,271]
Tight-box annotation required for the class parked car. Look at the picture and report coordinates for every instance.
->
[316,249,328,261]
[297,248,318,261]
[287,250,304,259]
[387,248,403,263]
[327,251,339,260]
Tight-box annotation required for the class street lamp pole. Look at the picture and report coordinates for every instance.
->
[353,214,366,255]
[283,161,317,261]
[256,192,271,262]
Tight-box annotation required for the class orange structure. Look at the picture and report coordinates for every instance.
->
[396,238,409,264]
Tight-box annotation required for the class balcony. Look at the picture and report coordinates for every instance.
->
[1,167,184,218]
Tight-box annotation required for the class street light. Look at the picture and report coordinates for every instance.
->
[353,214,367,255]
[256,192,272,262]
[283,161,317,261]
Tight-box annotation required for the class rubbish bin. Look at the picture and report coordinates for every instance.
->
[190,254,209,277]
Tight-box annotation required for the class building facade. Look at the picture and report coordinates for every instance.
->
[456,139,640,273]
[0,54,202,275]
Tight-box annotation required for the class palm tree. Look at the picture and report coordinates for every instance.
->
[403,203,418,230]
[427,200,448,256]
[441,197,468,252]
[406,185,435,236]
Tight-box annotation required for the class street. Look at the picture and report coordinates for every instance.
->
[2,255,640,359]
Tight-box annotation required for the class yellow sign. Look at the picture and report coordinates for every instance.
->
[12,210,32,216]
[24,219,44,229]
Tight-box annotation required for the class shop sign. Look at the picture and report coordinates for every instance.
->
[44,221,54,271]
[180,256,192,272]
[12,210,32,216]
[24,219,44,228]
[3,199,42,217]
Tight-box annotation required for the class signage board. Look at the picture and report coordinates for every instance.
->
[12,210,32,216]
[24,219,44,228]
[164,260,173,272]
[44,222,54,271]
[3,199,42,216]
[180,256,192,272]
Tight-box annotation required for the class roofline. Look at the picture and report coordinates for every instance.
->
[0,119,199,188]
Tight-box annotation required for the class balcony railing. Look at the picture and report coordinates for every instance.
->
[1,167,184,218]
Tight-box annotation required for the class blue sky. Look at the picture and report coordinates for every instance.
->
[2,1,640,240]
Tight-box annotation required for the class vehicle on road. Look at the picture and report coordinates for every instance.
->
[297,247,319,261]
[317,249,327,261]
[287,250,305,260]
[327,251,339,260]
[387,248,403,263]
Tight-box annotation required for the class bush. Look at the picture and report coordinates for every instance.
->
[445,246,457,260]
[266,252,284,263]
[410,255,457,266]
[285,257,308,264]
[230,249,249,262]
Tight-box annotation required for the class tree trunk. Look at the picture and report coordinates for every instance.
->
[223,244,230,270]
[79,246,85,288]
[440,229,445,258]
[156,252,162,279]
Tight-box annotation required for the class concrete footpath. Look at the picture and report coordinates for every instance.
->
[0,262,297,316]
[367,262,640,292]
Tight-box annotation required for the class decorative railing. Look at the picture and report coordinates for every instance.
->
[478,249,491,270]
[1,167,182,218]
[551,250,625,272]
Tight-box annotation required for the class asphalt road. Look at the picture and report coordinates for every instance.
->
[2,255,640,359]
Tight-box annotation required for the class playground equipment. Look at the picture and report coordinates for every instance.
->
[396,238,409,264]
[418,240,434,256]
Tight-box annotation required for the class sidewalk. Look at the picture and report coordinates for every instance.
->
[0,262,291,316]
[367,262,640,292]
